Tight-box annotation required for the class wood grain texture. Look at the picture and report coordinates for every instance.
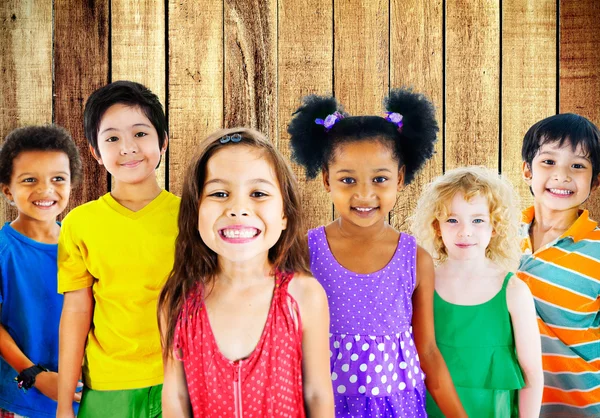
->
[445,0,500,169]
[3,1,600,227]
[502,0,556,211]
[168,0,223,195]
[390,0,443,232]
[334,0,388,115]
[54,0,110,214]
[224,0,277,144]
[278,0,334,229]
[559,0,600,218]
[111,0,166,188]
[0,0,52,222]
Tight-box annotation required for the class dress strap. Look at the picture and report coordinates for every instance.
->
[274,270,302,332]
[274,269,293,290]
[501,272,513,290]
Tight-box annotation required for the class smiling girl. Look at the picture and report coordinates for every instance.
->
[159,128,334,417]
[411,166,543,418]
[288,89,466,418]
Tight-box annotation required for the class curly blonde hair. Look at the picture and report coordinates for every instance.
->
[410,166,521,271]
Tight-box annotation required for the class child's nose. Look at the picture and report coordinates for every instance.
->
[36,179,54,194]
[226,197,250,217]
[552,165,571,182]
[120,136,139,154]
[355,182,374,199]
[458,224,472,237]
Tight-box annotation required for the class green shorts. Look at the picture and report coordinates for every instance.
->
[78,384,162,418]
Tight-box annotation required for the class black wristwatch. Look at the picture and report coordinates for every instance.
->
[15,364,49,392]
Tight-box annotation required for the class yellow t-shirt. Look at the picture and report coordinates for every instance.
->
[58,190,180,390]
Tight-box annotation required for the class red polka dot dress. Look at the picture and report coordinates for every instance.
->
[174,271,306,418]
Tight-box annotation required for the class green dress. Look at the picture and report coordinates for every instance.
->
[426,273,525,418]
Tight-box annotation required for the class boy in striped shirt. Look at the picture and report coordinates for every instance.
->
[518,113,600,417]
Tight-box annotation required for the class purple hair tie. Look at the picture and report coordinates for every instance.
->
[385,112,404,131]
[315,111,344,132]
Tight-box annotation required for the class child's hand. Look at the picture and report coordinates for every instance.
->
[56,408,76,418]
[34,371,59,400]
[35,371,83,402]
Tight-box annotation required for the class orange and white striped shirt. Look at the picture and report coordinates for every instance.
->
[518,207,600,417]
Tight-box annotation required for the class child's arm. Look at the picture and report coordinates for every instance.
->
[57,287,93,418]
[0,305,35,371]
[290,274,334,417]
[412,246,467,418]
[0,316,75,402]
[159,310,192,417]
[507,276,543,418]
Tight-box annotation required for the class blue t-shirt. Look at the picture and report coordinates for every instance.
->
[0,222,77,417]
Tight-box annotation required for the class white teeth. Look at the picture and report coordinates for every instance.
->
[354,207,374,212]
[222,229,257,239]
[33,201,54,207]
[549,189,573,195]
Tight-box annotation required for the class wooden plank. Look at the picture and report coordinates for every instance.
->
[278,0,334,229]
[54,0,110,214]
[390,0,443,231]
[334,0,388,115]
[0,1,52,223]
[111,0,166,189]
[168,0,223,196]
[502,0,556,211]
[224,0,277,144]
[445,0,500,169]
[559,0,600,218]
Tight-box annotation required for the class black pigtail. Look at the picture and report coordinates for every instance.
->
[288,95,346,179]
[384,88,439,184]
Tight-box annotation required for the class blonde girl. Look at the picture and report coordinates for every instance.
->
[411,166,543,418]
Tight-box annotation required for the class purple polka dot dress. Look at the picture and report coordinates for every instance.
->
[308,227,426,418]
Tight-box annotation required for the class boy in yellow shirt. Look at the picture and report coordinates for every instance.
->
[56,81,180,418]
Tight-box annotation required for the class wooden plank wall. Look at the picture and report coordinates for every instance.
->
[1,0,600,229]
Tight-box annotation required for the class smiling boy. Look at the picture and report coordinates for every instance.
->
[517,113,600,417]
[56,81,180,418]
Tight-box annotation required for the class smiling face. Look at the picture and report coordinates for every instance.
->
[94,103,166,185]
[438,192,494,262]
[2,150,71,223]
[523,140,595,213]
[324,139,403,228]
[197,145,287,265]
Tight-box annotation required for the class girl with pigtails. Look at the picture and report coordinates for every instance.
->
[288,89,467,417]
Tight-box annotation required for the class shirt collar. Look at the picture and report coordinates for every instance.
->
[521,206,597,243]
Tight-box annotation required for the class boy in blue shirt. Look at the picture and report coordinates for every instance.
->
[0,125,82,417]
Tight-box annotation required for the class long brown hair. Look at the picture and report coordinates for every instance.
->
[158,127,310,358]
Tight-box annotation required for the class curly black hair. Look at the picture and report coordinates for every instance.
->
[287,88,438,184]
[0,125,82,186]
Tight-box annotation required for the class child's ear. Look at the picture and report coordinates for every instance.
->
[591,173,600,193]
[160,133,169,155]
[281,213,288,230]
[522,161,532,184]
[1,184,14,204]
[397,166,406,191]
[89,145,103,166]
[322,169,331,192]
